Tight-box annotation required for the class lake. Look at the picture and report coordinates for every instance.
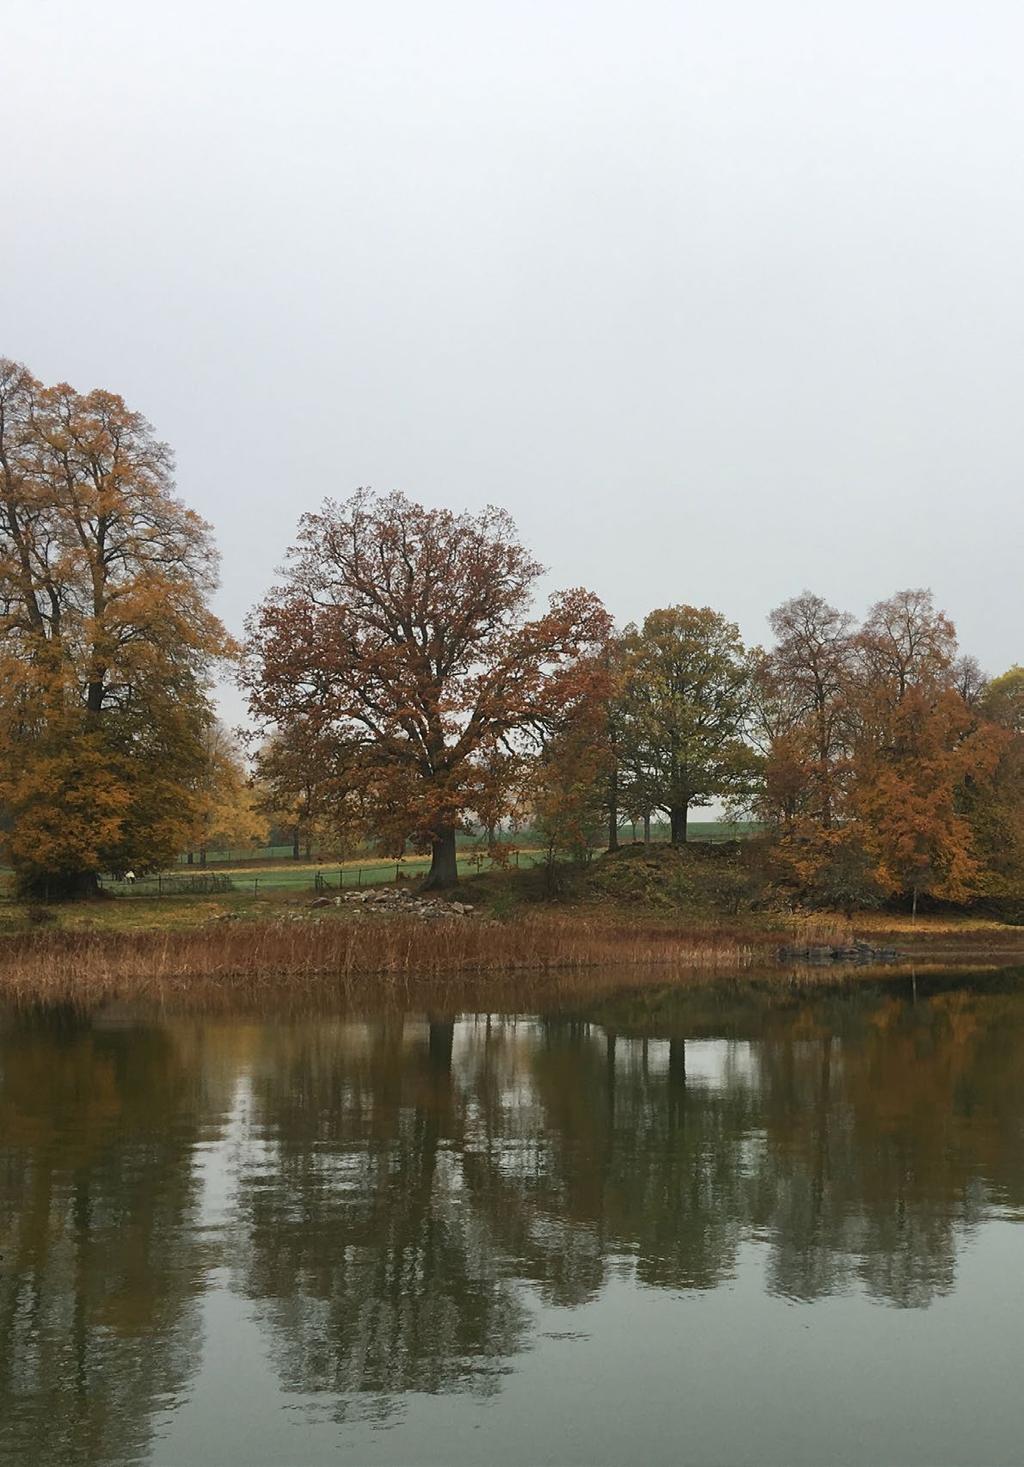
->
[2,971,1024,1465]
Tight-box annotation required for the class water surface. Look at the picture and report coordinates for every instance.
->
[2,972,1024,1465]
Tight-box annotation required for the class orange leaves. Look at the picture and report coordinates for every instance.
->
[0,356,231,893]
[758,586,1022,908]
[849,685,998,904]
[0,737,132,891]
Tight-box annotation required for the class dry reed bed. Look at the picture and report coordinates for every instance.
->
[0,912,783,1008]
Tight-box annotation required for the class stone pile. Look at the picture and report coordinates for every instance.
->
[777,941,899,964]
[307,889,474,918]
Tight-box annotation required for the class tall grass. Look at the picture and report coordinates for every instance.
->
[0,911,781,1009]
[2,905,1017,1012]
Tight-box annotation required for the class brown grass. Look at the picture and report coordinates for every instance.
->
[0,910,786,1010]
[1,903,1020,1013]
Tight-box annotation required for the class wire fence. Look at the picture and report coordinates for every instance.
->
[98,850,534,899]
[100,833,749,900]
[173,824,756,869]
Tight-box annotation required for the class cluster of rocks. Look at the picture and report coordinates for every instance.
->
[777,941,900,964]
[306,889,475,919]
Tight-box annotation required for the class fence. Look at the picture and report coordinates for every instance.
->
[174,824,756,869]
[99,850,531,900]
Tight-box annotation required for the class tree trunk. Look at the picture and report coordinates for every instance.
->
[643,813,651,845]
[607,764,619,852]
[422,827,459,890]
[187,851,194,866]
[292,829,300,861]
[670,804,689,844]
[199,848,207,868]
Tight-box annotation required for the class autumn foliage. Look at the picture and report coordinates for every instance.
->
[3,355,1023,916]
[243,490,610,887]
[0,358,231,896]
[753,590,1022,912]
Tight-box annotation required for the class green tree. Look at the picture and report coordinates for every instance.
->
[619,606,760,843]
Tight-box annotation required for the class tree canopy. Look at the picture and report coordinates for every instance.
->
[243,489,610,886]
[0,357,231,895]
[617,606,759,843]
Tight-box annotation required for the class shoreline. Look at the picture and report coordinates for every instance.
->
[1,902,1022,1010]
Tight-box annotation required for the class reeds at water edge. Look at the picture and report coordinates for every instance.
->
[0,911,786,1009]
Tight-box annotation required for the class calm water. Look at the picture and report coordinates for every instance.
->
[2,973,1024,1466]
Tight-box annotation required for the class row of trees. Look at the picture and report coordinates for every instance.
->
[242,494,1024,908]
[2,357,1022,906]
[748,592,1024,910]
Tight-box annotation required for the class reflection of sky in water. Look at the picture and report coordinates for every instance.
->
[638,1036,757,1086]
[152,1223,1024,1467]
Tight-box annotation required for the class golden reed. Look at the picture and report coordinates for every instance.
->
[0,912,783,1009]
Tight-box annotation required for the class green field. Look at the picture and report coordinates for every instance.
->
[1,822,760,903]
[103,847,565,898]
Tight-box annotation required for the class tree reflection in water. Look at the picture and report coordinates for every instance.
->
[228,1016,529,1423]
[227,978,1024,1416]
[3,975,1024,1456]
[0,1012,228,1466]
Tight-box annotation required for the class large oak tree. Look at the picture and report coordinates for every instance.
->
[243,490,609,888]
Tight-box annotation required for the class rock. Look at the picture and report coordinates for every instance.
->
[308,896,333,909]
[777,942,901,964]
[331,886,478,919]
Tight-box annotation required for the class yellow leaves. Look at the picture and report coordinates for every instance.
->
[2,742,132,880]
[0,356,231,890]
[189,724,268,853]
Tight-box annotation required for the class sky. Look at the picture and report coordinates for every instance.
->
[3,0,1022,726]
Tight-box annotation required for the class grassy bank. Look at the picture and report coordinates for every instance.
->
[2,842,1023,1008]
[0,910,799,1009]
[1,900,1022,1011]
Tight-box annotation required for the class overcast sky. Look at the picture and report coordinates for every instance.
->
[3,0,1021,725]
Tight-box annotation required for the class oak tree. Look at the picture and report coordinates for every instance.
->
[243,490,609,888]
